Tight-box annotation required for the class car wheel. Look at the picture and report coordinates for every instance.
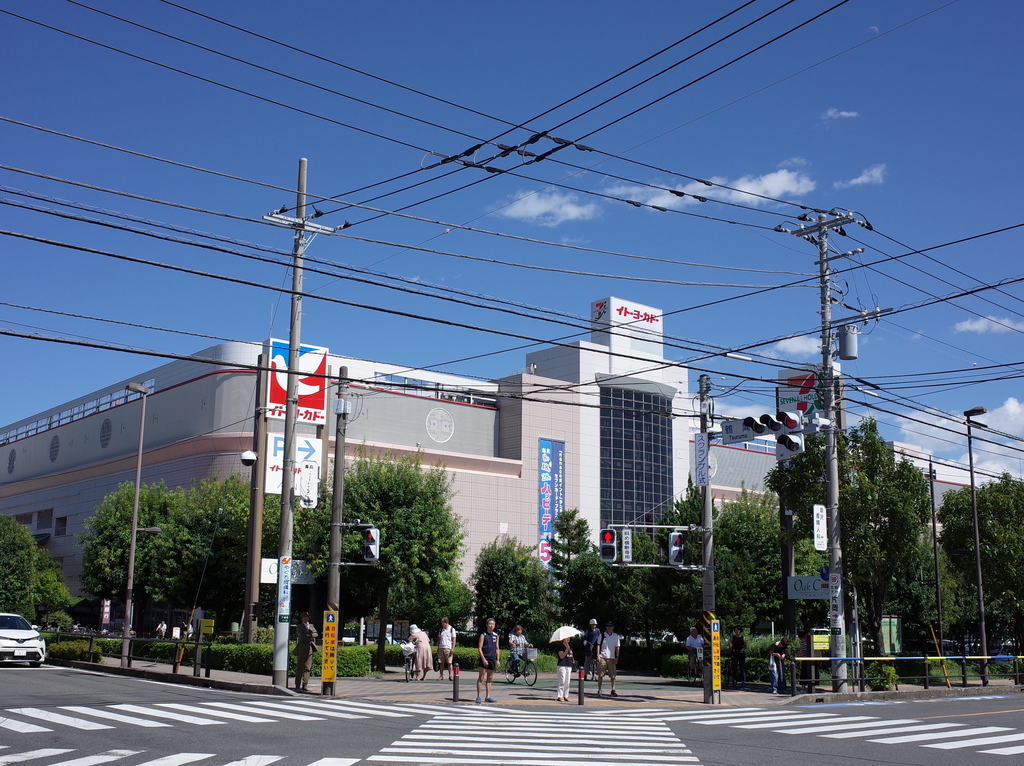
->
[30,661,42,667]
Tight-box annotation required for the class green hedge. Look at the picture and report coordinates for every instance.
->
[47,640,97,662]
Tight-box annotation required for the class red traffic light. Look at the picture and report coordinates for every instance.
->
[363,529,376,543]
[601,530,614,544]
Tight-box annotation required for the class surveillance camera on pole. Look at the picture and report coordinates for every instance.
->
[240,450,258,467]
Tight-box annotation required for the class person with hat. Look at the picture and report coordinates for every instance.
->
[596,621,621,697]
[408,623,432,681]
[583,618,601,680]
[294,612,318,692]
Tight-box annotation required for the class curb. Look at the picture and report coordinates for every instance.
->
[53,659,290,696]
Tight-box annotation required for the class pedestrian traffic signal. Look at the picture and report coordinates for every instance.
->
[668,528,687,567]
[362,526,380,562]
[599,528,617,563]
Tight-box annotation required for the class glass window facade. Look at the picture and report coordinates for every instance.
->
[599,387,674,527]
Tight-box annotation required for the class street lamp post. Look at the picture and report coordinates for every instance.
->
[964,405,988,685]
[121,382,150,668]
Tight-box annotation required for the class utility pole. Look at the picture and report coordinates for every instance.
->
[697,373,720,704]
[322,367,350,696]
[777,210,866,693]
[927,459,944,653]
[243,356,268,644]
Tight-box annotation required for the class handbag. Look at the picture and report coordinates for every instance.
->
[432,656,440,672]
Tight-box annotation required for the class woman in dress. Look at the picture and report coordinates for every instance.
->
[409,624,433,681]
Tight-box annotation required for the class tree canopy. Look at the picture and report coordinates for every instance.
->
[0,515,36,617]
[471,536,554,640]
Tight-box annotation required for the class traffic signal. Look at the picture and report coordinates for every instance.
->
[742,416,767,434]
[668,528,687,567]
[362,526,380,562]
[774,410,805,461]
[599,528,617,563]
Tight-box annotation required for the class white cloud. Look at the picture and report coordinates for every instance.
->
[823,108,860,120]
[495,189,599,227]
[767,336,820,359]
[954,315,1024,334]
[834,163,887,189]
[604,161,816,210]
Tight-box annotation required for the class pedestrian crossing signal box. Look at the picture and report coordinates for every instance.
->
[668,528,687,567]
[362,526,380,562]
[599,529,617,563]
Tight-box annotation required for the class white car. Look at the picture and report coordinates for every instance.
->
[0,613,47,667]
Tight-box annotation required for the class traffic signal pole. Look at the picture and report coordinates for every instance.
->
[697,373,720,704]
[323,367,349,697]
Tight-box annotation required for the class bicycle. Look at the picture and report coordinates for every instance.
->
[505,647,538,686]
[401,641,416,683]
[686,646,702,686]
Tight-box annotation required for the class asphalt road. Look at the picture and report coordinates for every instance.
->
[4,665,1023,765]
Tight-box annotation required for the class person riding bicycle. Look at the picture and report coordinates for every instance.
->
[508,624,531,675]
[685,626,703,683]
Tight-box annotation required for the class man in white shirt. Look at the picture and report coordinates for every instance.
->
[596,621,621,697]
[436,617,457,681]
[685,626,703,683]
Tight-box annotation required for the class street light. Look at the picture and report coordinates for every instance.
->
[121,382,151,668]
[964,405,988,685]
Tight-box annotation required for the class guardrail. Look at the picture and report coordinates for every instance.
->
[48,632,212,677]
[790,654,1023,695]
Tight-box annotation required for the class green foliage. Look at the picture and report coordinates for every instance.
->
[939,473,1024,653]
[47,640,96,662]
[767,418,931,651]
[471,537,555,639]
[295,448,464,670]
[558,549,616,629]
[549,508,591,582]
[866,660,899,690]
[43,610,74,631]
[0,515,37,616]
[33,548,74,619]
[336,645,373,676]
[389,570,473,636]
[661,654,689,678]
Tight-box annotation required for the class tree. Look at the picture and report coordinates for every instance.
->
[471,537,555,640]
[939,473,1024,654]
[558,549,616,630]
[767,417,931,653]
[33,548,74,621]
[549,507,590,580]
[78,481,180,606]
[296,448,464,670]
[0,515,36,616]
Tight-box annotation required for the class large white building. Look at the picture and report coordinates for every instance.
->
[0,297,715,604]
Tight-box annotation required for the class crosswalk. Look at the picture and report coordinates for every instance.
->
[0,751,360,766]
[0,699,428,735]
[366,710,697,765]
[608,704,1024,757]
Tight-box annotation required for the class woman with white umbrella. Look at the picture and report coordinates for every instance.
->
[550,626,580,702]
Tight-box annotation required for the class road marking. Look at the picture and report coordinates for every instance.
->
[775,718,920,734]
[110,705,225,726]
[277,701,367,719]
[207,702,322,721]
[5,710,112,731]
[697,712,837,726]
[0,749,75,765]
[315,701,413,717]
[739,714,878,729]
[0,717,51,734]
[46,750,142,766]
[60,707,171,728]
[157,704,274,723]
[869,725,1011,744]
[822,723,964,738]
[305,760,360,766]
[219,758,284,766]
[924,732,1024,749]
[131,756,215,766]
[980,743,1024,755]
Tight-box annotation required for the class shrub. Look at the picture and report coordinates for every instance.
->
[336,646,372,677]
[48,640,96,662]
[866,661,899,690]
[661,654,688,678]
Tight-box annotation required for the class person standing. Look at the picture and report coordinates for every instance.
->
[596,621,621,697]
[294,612,319,692]
[437,617,457,681]
[556,636,574,702]
[768,637,789,694]
[583,618,601,679]
[409,624,432,681]
[476,617,500,703]
[730,627,747,686]
[156,620,167,639]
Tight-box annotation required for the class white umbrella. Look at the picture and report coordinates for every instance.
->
[550,626,582,643]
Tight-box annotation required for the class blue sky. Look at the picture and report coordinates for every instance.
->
[2,0,1022,481]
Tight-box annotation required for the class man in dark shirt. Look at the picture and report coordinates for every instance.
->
[583,618,601,679]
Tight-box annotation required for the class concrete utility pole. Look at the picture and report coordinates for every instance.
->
[778,211,866,693]
[243,356,268,644]
[273,158,308,688]
[697,373,720,704]
[322,368,350,696]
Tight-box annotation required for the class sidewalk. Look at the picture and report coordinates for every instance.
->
[59,656,1023,708]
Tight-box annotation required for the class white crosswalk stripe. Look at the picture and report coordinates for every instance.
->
[367,712,698,765]
[0,717,51,734]
[5,710,112,731]
[59,707,170,728]
[109,705,225,726]
[664,704,1024,757]
[45,750,141,766]
[129,756,214,766]
[0,749,75,765]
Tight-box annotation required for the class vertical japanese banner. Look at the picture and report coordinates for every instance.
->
[538,439,565,567]
[694,432,710,487]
